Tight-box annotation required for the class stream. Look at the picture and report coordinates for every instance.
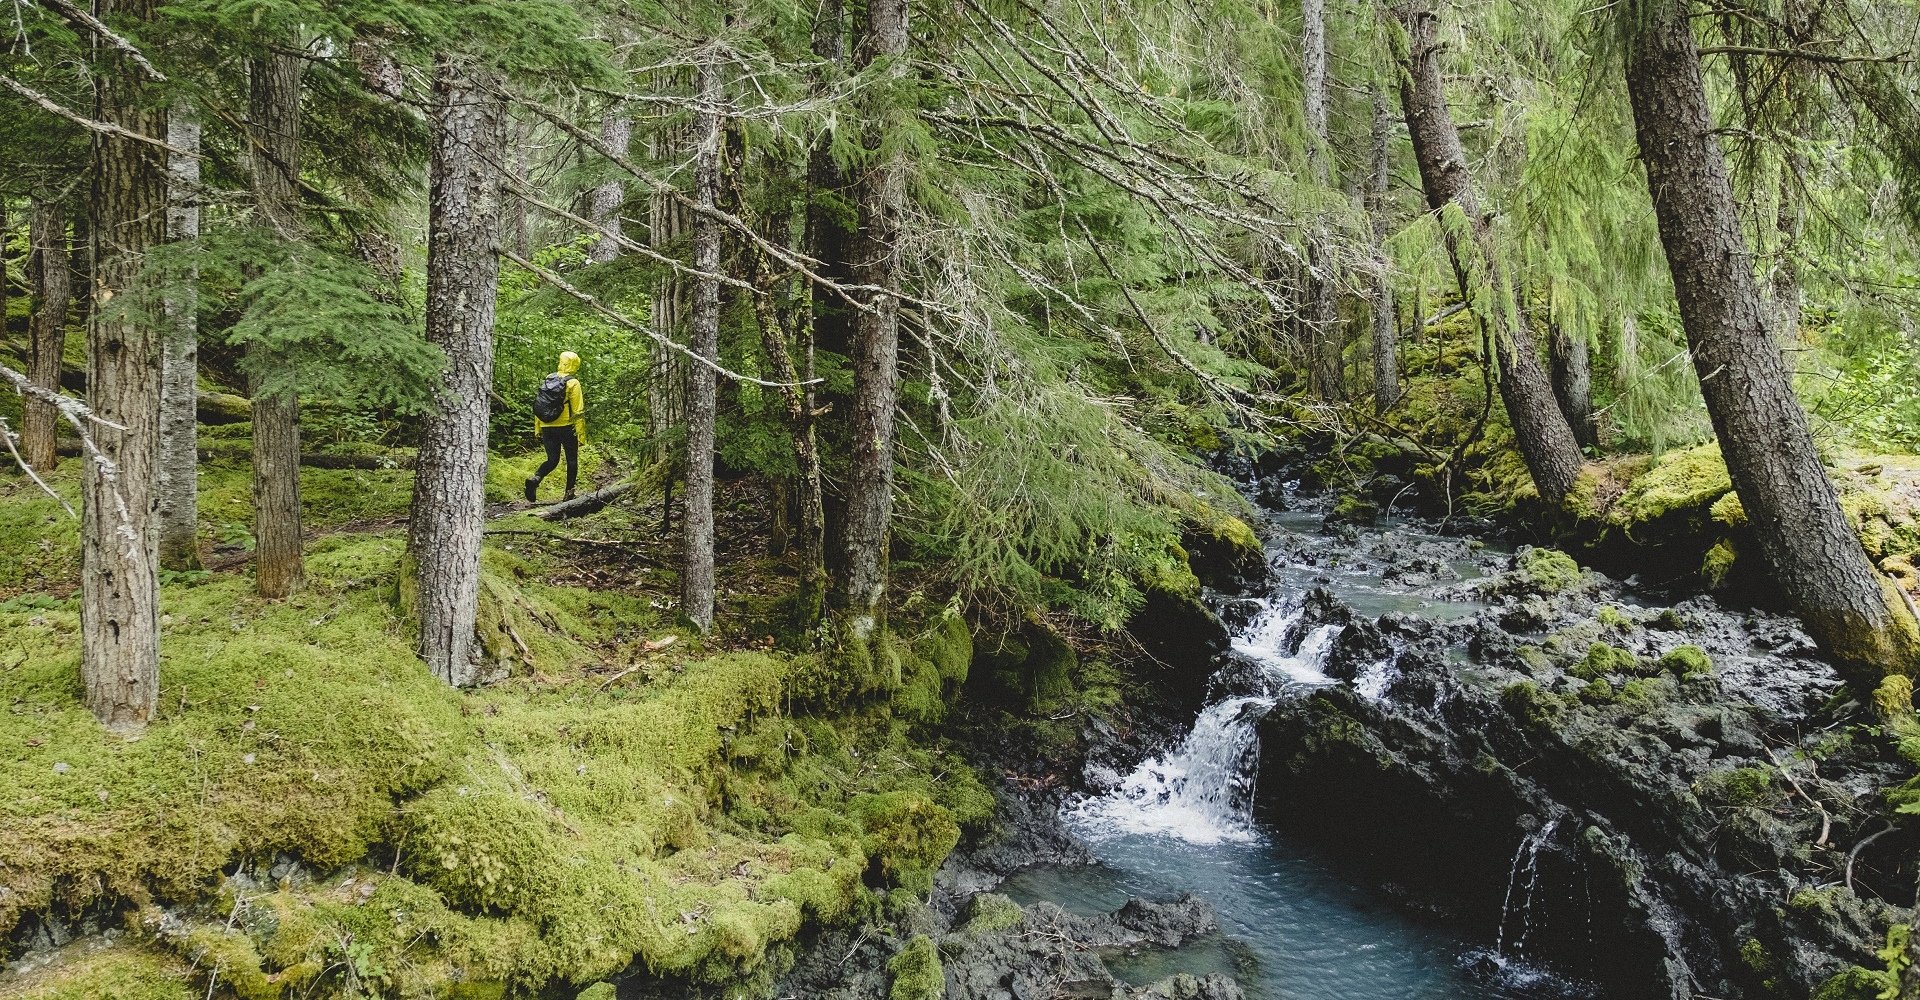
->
[1004,505,1599,1000]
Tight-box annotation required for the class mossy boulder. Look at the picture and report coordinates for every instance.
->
[960,892,1025,934]
[1656,645,1714,678]
[1494,546,1586,597]
[0,943,195,1000]
[1183,508,1265,590]
[1501,681,1568,729]
[887,934,945,1000]
[1570,642,1650,680]
[850,792,961,896]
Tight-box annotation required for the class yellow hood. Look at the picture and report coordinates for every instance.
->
[556,351,581,375]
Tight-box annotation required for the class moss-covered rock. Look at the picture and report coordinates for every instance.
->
[0,943,195,1000]
[850,792,961,896]
[959,892,1025,935]
[1656,645,1713,678]
[1501,681,1568,729]
[1570,642,1649,680]
[887,934,944,1000]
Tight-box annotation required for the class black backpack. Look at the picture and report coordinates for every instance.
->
[533,373,572,422]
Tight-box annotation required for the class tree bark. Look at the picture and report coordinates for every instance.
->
[248,52,305,598]
[1302,0,1341,401]
[1367,85,1400,413]
[157,106,202,571]
[834,0,909,643]
[411,59,506,686]
[22,199,71,471]
[587,111,631,264]
[1623,0,1920,681]
[681,59,722,634]
[82,0,166,731]
[1388,0,1585,502]
[1548,318,1594,449]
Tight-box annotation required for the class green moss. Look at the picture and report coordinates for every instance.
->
[1608,444,1733,526]
[850,792,960,896]
[1578,678,1615,704]
[1327,494,1379,525]
[1875,674,1916,718]
[1695,766,1774,807]
[1597,606,1634,629]
[960,892,1025,934]
[1710,492,1747,527]
[887,935,944,1000]
[1701,539,1739,590]
[1517,547,1584,594]
[1811,967,1892,1000]
[1,944,194,1000]
[1570,642,1649,680]
[576,985,617,1000]
[1500,681,1568,729]
[1657,645,1714,678]
[1650,608,1686,631]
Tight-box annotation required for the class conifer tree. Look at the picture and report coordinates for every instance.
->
[22,199,71,471]
[1621,0,1920,681]
[247,48,306,598]
[682,54,722,634]
[835,0,909,649]
[81,0,166,729]
[1388,0,1586,502]
[410,56,506,685]
[156,105,200,571]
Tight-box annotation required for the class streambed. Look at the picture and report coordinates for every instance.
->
[1004,503,1658,999]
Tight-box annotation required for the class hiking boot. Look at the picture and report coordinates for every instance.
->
[564,488,577,502]
[523,477,539,503]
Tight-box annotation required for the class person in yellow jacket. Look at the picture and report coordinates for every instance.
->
[525,351,587,502]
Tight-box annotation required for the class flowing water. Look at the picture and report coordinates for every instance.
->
[1017,511,1596,1000]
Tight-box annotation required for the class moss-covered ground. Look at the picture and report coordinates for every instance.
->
[0,449,989,999]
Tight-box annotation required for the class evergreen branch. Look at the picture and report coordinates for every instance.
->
[34,0,165,80]
[497,246,822,390]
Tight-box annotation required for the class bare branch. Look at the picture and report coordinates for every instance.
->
[498,246,822,390]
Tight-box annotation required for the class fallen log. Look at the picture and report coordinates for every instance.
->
[535,480,635,520]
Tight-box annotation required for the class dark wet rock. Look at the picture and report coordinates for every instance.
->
[1255,575,1906,1000]
[1128,589,1230,711]
[941,896,1230,1000]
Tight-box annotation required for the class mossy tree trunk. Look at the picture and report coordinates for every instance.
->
[1548,318,1593,450]
[1388,0,1585,503]
[248,51,306,598]
[22,198,71,471]
[682,58,721,634]
[157,105,202,571]
[411,58,506,686]
[81,0,166,730]
[808,0,856,588]
[1622,0,1920,681]
[587,111,630,265]
[834,0,909,648]
[1367,84,1399,414]
[1303,0,1341,402]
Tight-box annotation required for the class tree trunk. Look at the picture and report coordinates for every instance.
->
[1548,319,1593,449]
[157,106,202,571]
[249,52,305,598]
[1622,0,1920,681]
[1769,0,1814,343]
[1302,0,1341,401]
[1367,85,1400,413]
[1388,0,1584,502]
[82,0,166,731]
[834,0,909,644]
[681,60,722,634]
[411,59,506,686]
[22,199,71,471]
[648,107,690,463]
[587,111,631,264]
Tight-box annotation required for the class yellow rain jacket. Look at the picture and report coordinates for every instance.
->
[534,351,587,445]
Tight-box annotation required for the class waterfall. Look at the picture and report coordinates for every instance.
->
[1494,818,1560,958]
[1067,601,1338,844]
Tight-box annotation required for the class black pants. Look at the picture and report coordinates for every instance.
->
[534,426,578,493]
